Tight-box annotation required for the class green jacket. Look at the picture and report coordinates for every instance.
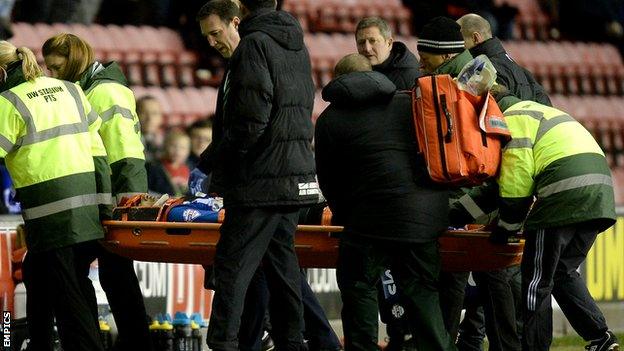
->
[79,62,147,202]
[0,64,109,252]
[434,50,473,77]
[451,98,616,232]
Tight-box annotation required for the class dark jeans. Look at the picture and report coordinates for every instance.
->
[337,236,456,351]
[98,248,153,351]
[521,224,609,351]
[456,284,485,351]
[22,240,105,351]
[473,266,521,351]
[207,207,304,351]
[439,271,469,341]
[23,242,153,351]
[210,267,340,351]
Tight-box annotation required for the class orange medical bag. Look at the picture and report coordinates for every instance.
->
[412,74,511,186]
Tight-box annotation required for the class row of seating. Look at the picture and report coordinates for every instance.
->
[11,22,201,87]
[283,0,552,41]
[551,94,624,167]
[282,0,412,35]
[131,86,217,127]
[130,86,330,128]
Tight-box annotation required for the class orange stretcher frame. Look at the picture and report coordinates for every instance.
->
[101,221,524,272]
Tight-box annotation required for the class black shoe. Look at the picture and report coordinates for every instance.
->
[262,332,275,351]
[585,331,620,351]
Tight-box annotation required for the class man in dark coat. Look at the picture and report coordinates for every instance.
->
[315,53,456,351]
[199,1,319,350]
[458,13,552,106]
[355,17,421,90]
[193,2,341,350]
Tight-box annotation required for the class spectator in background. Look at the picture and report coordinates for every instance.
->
[315,53,455,351]
[147,129,191,196]
[457,13,551,105]
[355,16,421,90]
[187,117,213,169]
[137,95,165,162]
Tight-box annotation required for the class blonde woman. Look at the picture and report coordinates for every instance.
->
[0,40,108,350]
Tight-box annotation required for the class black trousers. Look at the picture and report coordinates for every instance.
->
[456,282,485,351]
[337,236,455,351]
[22,240,105,351]
[98,247,153,351]
[472,266,522,351]
[23,242,153,351]
[439,271,469,341]
[207,207,304,351]
[521,224,609,351]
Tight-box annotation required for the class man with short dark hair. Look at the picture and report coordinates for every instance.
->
[197,1,319,350]
[355,16,420,90]
[194,2,341,350]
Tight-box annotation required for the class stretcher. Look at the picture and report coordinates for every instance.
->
[101,220,524,272]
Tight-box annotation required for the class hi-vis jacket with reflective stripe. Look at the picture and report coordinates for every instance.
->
[79,62,147,202]
[0,71,111,253]
[450,99,616,232]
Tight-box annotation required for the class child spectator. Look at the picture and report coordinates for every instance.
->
[147,130,191,196]
[137,95,165,162]
[187,117,213,169]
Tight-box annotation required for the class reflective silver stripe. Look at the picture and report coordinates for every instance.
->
[100,105,135,122]
[115,192,143,205]
[458,194,486,219]
[505,137,533,149]
[62,81,87,122]
[0,134,15,153]
[498,218,522,231]
[22,193,110,220]
[538,174,613,198]
[527,229,544,311]
[505,109,543,121]
[134,121,140,133]
[21,122,88,146]
[87,109,99,125]
[535,114,576,142]
[1,90,36,132]
[98,193,113,205]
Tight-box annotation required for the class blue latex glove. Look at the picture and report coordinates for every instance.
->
[188,168,208,196]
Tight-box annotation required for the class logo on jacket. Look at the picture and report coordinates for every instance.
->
[182,209,202,222]
[298,182,320,196]
[391,304,405,318]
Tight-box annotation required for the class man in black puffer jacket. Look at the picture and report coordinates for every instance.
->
[203,1,319,351]
[458,13,551,106]
[355,17,421,90]
[316,53,456,351]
